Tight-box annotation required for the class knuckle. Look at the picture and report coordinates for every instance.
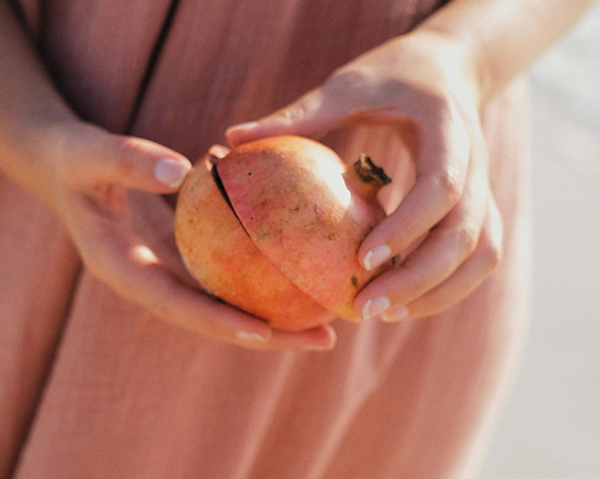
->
[325,69,378,105]
[452,225,479,254]
[327,69,373,93]
[482,237,503,270]
[400,275,424,302]
[276,101,309,124]
[434,168,463,204]
[110,135,144,178]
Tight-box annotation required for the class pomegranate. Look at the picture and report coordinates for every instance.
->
[174,136,394,331]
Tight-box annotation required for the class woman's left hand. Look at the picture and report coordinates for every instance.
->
[225,30,503,323]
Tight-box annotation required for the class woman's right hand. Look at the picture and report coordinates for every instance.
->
[0,3,334,351]
[37,121,336,351]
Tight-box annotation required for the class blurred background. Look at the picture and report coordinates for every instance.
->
[480,3,600,478]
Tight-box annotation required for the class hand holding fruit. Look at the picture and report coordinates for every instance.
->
[175,137,397,331]
[21,121,335,351]
[226,30,504,322]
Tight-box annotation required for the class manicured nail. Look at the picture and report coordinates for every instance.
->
[225,121,259,137]
[303,344,333,352]
[381,306,409,322]
[362,296,390,320]
[154,158,190,188]
[363,245,391,271]
[236,331,269,342]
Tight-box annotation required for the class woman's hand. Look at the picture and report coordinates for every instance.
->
[38,121,335,351]
[226,30,503,322]
[0,3,334,351]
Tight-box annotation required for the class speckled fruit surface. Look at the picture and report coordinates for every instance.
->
[217,136,391,322]
[174,156,332,332]
[175,136,393,330]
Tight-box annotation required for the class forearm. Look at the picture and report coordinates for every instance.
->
[0,2,77,205]
[419,0,596,105]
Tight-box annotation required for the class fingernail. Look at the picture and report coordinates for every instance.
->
[362,296,390,320]
[236,331,269,342]
[363,245,391,271]
[303,344,333,352]
[225,121,259,137]
[381,306,409,322]
[155,158,190,188]
[208,144,230,159]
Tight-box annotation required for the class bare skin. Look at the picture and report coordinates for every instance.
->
[0,2,335,352]
[227,0,597,323]
[0,0,595,349]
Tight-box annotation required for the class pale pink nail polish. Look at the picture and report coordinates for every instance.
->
[362,296,390,320]
[236,331,268,342]
[363,245,391,271]
[225,121,259,137]
[155,159,190,188]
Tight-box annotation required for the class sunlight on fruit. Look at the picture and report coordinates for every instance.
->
[315,156,352,209]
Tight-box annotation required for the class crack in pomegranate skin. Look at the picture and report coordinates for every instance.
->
[210,164,234,210]
[211,163,256,243]
[174,155,332,331]
[217,136,394,322]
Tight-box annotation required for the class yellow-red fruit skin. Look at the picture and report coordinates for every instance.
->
[174,157,333,332]
[218,136,390,322]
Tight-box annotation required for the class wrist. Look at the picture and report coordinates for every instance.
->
[414,16,494,110]
[406,26,487,111]
[0,115,79,214]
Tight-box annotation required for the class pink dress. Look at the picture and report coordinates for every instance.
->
[0,1,531,477]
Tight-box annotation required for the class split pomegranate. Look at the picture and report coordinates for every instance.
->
[174,136,394,331]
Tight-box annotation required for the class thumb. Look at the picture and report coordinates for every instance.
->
[60,124,192,194]
[225,83,350,147]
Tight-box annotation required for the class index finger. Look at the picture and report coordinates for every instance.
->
[358,108,471,270]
